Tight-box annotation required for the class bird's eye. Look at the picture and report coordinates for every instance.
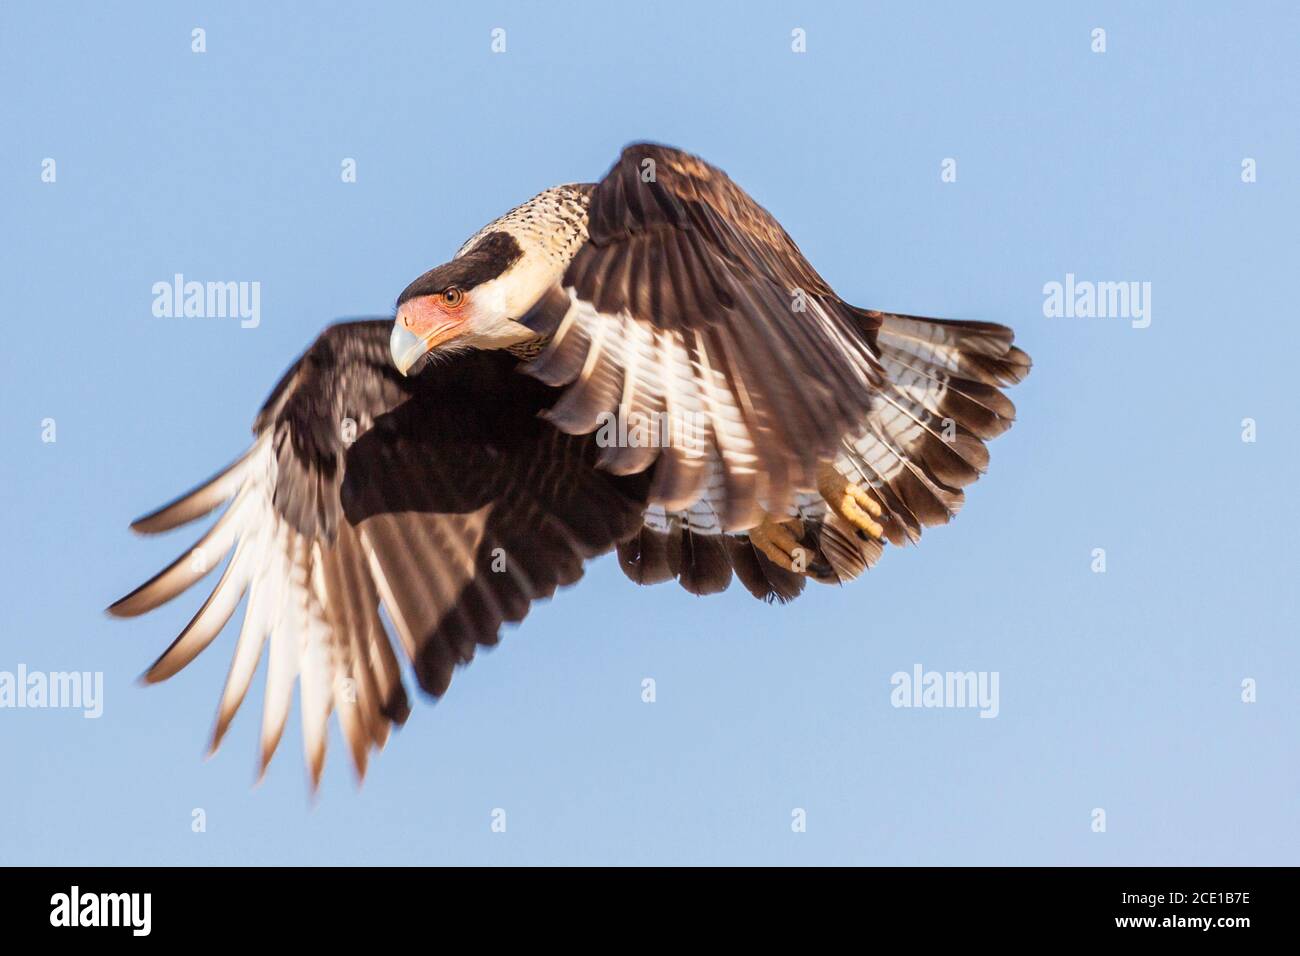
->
[441,287,464,307]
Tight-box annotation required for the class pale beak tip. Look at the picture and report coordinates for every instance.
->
[389,323,425,376]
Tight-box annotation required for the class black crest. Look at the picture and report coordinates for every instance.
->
[397,231,523,306]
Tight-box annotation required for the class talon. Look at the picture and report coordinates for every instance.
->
[749,515,815,574]
[818,463,884,540]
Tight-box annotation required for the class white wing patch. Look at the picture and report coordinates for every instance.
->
[528,289,894,537]
[110,435,409,788]
[530,290,883,530]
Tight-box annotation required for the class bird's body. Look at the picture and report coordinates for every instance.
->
[111,144,1030,786]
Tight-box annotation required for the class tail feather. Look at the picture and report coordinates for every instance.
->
[618,310,1029,593]
[874,312,1031,386]
[826,311,1030,570]
[616,520,813,603]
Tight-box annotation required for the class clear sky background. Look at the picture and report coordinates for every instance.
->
[1,2,1297,866]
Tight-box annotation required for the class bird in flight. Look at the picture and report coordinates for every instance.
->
[110,144,1030,787]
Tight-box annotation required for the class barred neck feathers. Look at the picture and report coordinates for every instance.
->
[457,184,591,269]
[454,185,592,338]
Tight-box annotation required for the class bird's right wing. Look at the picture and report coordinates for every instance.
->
[109,320,650,785]
[523,143,1030,539]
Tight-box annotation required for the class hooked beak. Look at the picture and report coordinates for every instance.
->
[390,297,465,376]
[389,324,428,376]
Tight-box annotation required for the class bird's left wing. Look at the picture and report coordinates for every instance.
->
[109,320,649,785]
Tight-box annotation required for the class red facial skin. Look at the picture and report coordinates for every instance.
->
[396,291,470,350]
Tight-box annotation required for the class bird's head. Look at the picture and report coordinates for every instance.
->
[390,230,537,375]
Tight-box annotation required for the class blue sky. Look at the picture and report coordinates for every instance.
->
[1,1,1297,865]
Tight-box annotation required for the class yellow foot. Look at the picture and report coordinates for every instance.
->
[748,516,813,574]
[818,464,884,540]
